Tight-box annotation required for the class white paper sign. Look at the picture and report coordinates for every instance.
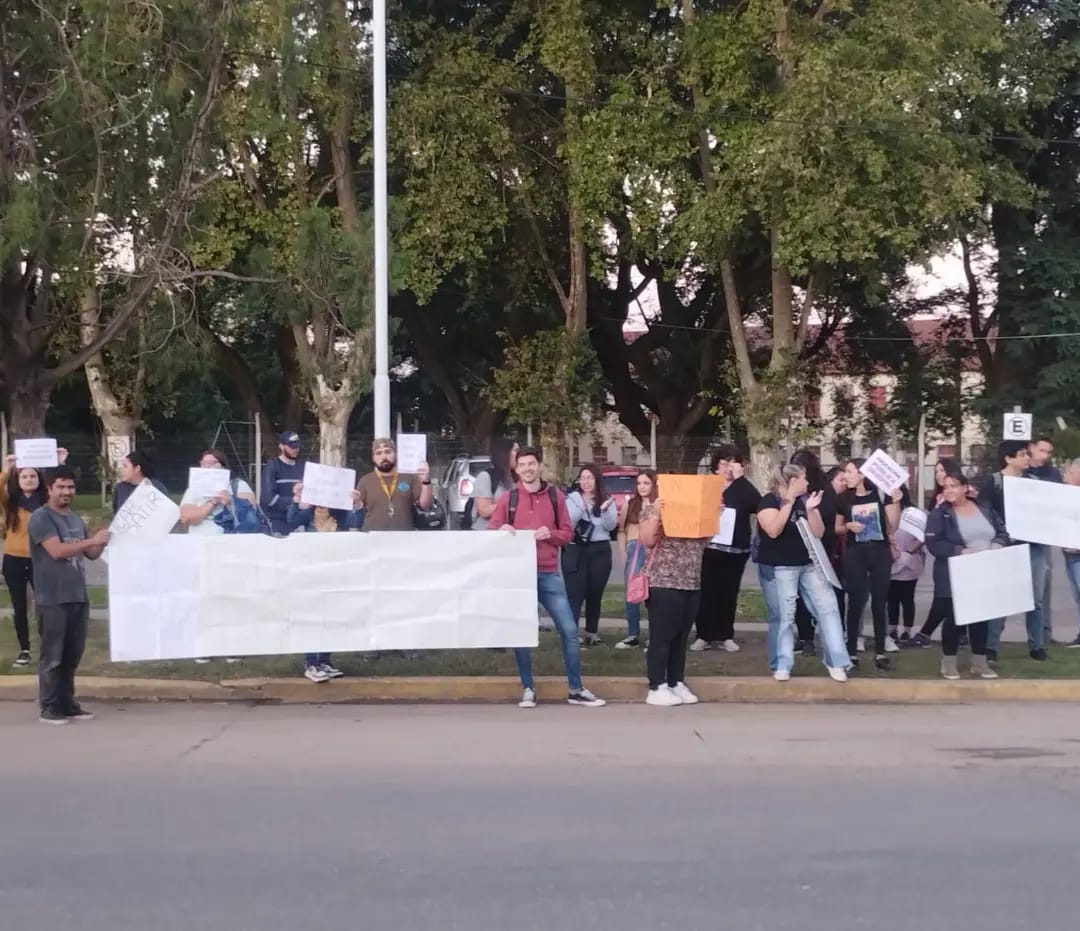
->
[1003,411,1032,441]
[899,507,927,543]
[711,508,736,546]
[949,544,1034,626]
[14,437,58,468]
[109,480,180,541]
[396,433,427,474]
[859,449,909,495]
[796,518,842,589]
[187,467,230,499]
[300,462,356,511]
[108,531,540,660]
[106,435,132,468]
[1003,475,1080,548]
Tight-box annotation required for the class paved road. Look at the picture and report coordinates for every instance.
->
[3,702,1079,930]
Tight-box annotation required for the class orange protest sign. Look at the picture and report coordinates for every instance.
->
[656,474,725,539]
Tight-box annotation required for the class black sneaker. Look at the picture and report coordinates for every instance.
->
[12,650,31,667]
[911,632,932,647]
[1030,648,1048,661]
[899,630,912,642]
[65,703,95,721]
[39,709,71,726]
[1066,636,1080,649]
[874,654,891,671]
[987,649,998,663]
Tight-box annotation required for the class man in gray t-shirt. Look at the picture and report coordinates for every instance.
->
[469,469,514,531]
[26,467,109,725]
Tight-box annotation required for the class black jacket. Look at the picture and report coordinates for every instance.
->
[261,457,304,532]
[925,500,1010,598]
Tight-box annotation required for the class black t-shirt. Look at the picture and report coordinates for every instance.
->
[838,490,888,545]
[756,493,810,567]
[723,476,762,550]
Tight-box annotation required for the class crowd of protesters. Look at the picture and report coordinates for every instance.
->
[3,427,1080,721]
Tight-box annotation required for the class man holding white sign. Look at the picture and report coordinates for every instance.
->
[356,437,432,531]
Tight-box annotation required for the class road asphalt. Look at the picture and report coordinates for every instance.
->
[3,702,1078,931]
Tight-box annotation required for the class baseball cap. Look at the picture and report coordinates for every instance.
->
[279,431,300,446]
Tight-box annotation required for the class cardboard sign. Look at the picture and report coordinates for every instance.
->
[949,544,1034,626]
[396,433,427,474]
[187,467,230,499]
[796,517,843,589]
[859,449,908,495]
[1003,476,1080,548]
[14,437,58,469]
[300,462,356,511]
[656,474,725,538]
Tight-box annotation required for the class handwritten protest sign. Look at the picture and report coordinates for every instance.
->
[949,544,1034,626]
[899,507,927,543]
[796,518,843,589]
[109,480,180,541]
[187,467,230,499]
[859,449,909,495]
[300,462,356,511]
[396,433,427,474]
[14,437,58,468]
[1003,476,1080,548]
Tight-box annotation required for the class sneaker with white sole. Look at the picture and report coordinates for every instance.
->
[194,658,211,665]
[671,682,699,704]
[518,688,537,708]
[646,685,683,706]
[857,637,866,653]
[614,637,640,650]
[884,636,900,653]
[721,639,740,653]
[320,663,344,679]
[13,650,31,667]
[773,669,791,682]
[688,638,709,652]
[225,657,242,664]
[65,703,95,721]
[567,688,606,707]
[39,709,70,726]
[827,667,848,682]
[304,665,330,683]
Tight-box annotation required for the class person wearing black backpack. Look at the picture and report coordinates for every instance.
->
[463,437,518,531]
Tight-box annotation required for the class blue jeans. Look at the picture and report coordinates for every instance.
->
[759,563,850,673]
[305,653,330,666]
[515,571,583,692]
[987,543,1047,652]
[623,540,647,638]
[1064,553,1080,639]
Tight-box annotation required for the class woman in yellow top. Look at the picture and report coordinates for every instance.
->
[1,448,68,666]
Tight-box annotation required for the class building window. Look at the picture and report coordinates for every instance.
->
[591,445,609,465]
[621,446,639,466]
[869,385,887,410]
[804,397,821,419]
[936,445,956,458]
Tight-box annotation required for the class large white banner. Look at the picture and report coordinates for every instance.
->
[108,531,540,660]
[949,544,1034,626]
[1003,476,1080,548]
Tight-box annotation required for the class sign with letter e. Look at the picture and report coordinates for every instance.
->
[1003,411,1032,441]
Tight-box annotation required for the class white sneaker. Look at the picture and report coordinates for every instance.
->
[567,688,606,707]
[320,663,344,679]
[689,638,709,652]
[671,682,699,704]
[194,658,211,665]
[646,685,683,706]
[857,637,866,653]
[721,639,740,653]
[827,667,848,682]
[884,636,899,653]
[614,637,640,650]
[773,669,791,682]
[304,665,329,683]
[225,657,243,664]
[518,688,537,708]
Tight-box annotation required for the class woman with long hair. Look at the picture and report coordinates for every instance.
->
[616,469,657,649]
[789,448,840,657]
[469,437,518,531]
[1,448,67,667]
[112,449,168,514]
[564,464,618,645]
[691,446,761,653]
[836,458,903,670]
[756,464,849,682]
[925,471,1007,679]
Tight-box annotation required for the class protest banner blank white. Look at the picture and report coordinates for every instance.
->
[109,481,180,540]
[859,449,908,494]
[1003,476,1080,548]
[108,530,540,660]
[396,433,427,474]
[300,462,356,511]
[14,437,58,468]
[949,544,1034,626]
[187,467,230,498]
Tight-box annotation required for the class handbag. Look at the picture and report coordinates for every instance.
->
[626,536,661,605]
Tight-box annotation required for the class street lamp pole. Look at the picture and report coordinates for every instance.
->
[372,0,390,438]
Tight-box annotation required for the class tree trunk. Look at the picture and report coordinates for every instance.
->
[82,289,143,442]
[311,374,356,468]
[8,382,50,438]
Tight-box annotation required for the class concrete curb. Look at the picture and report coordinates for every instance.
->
[2,674,1080,704]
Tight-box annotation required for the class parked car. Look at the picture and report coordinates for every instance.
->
[600,466,639,514]
[440,455,492,529]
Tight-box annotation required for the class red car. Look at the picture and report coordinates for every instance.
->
[600,467,640,515]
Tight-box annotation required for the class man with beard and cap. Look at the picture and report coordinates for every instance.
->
[355,437,433,531]
[261,430,305,535]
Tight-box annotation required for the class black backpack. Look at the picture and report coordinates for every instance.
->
[507,484,561,529]
[460,467,498,530]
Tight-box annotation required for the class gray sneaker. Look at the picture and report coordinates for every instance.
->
[39,709,71,726]
[568,688,606,707]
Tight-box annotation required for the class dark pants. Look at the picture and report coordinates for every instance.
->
[563,542,612,635]
[939,598,989,656]
[38,602,89,713]
[888,579,917,631]
[2,554,34,651]
[646,588,700,689]
[845,542,891,655]
[695,549,748,643]
[919,595,950,638]
[796,587,845,645]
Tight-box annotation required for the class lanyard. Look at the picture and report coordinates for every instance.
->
[379,472,398,517]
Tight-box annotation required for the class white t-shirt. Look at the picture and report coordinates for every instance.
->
[470,470,513,531]
[181,480,254,536]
